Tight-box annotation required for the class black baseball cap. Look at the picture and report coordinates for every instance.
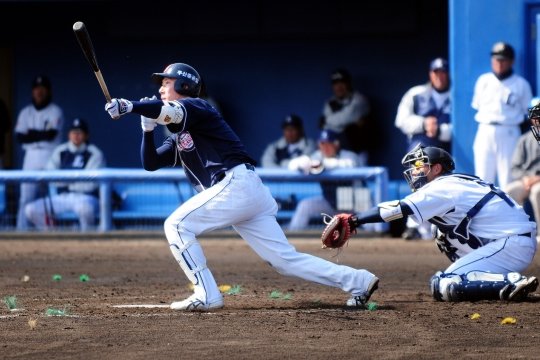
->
[32,75,51,90]
[429,58,448,72]
[69,118,89,133]
[331,68,351,84]
[491,42,515,60]
[282,114,303,129]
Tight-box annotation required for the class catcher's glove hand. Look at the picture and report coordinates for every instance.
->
[320,213,357,249]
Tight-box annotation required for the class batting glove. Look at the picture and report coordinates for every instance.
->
[105,98,133,119]
[141,116,157,132]
[140,95,158,102]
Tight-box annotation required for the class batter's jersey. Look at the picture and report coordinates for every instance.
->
[471,72,532,125]
[15,102,63,150]
[146,98,255,191]
[401,173,535,260]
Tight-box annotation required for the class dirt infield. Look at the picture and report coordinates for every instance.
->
[1,234,539,359]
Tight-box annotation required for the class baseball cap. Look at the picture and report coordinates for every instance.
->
[69,118,89,133]
[281,114,303,129]
[32,75,51,90]
[491,42,515,60]
[318,129,339,143]
[429,58,448,72]
[330,68,351,84]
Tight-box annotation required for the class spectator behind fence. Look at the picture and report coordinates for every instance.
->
[504,122,540,234]
[395,57,452,240]
[319,68,371,161]
[24,118,105,231]
[287,129,361,230]
[0,97,11,169]
[472,42,532,189]
[261,114,316,168]
[15,75,64,230]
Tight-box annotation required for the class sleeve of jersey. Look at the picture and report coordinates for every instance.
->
[401,185,454,224]
[141,132,176,171]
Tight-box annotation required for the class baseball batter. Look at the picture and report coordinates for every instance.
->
[331,144,538,302]
[104,62,379,310]
[472,42,532,189]
[15,75,64,230]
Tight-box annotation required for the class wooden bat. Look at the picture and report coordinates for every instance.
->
[72,21,112,103]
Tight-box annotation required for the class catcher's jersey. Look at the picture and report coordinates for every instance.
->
[401,173,535,259]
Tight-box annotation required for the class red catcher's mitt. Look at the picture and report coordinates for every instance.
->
[320,213,356,249]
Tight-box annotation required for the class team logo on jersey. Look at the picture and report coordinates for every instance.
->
[176,131,195,152]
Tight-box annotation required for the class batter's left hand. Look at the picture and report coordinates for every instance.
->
[105,98,133,119]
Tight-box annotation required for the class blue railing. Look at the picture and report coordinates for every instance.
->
[0,167,389,232]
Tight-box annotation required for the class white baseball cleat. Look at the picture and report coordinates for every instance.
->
[346,276,379,307]
[170,294,224,311]
[500,276,538,301]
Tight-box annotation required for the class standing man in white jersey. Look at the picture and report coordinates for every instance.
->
[104,62,379,311]
[321,144,538,302]
[14,75,64,230]
[472,42,532,189]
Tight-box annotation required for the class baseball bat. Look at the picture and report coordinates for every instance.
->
[72,21,112,103]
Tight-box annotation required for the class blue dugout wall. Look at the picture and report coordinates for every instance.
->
[5,1,540,180]
[0,0,448,180]
[450,0,539,174]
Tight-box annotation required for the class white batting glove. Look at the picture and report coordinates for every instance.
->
[105,98,133,119]
[140,95,158,102]
[141,116,157,132]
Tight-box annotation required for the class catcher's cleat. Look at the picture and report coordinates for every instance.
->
[170,294,224,311]
[346,277,379,307]
[499,276,538,301]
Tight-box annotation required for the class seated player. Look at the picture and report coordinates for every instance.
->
[25,118,105,231]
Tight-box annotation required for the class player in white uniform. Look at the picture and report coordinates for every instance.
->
[339,144,537,302]
[472,42,532,189]
[104,62,379,310]
[24,118,105,231]
[14,75,64,230]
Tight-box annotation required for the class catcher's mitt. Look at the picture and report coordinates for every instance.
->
[320,213,357,249]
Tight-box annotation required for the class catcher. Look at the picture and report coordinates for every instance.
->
[321,144,538,302]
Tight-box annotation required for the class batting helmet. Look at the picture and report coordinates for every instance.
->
[401,144,455,191]
[151,63,201,98]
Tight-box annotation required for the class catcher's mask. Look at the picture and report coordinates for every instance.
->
[529,103,540,145]
[401,144,455,192]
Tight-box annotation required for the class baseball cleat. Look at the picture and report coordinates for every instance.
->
[346,276,379,307]
[170,294,224,311]
[500,276,538,301]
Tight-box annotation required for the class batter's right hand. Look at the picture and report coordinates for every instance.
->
[140,95,158,102]
[105,98,133,119]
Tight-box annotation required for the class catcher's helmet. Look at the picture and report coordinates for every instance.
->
[151,63,201,98]
[401,144,455,192]
[528,101,540,145]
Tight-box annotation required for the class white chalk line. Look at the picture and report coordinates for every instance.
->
[112,304,170,308]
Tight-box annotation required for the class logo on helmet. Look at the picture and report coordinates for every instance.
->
[176,70,200,84]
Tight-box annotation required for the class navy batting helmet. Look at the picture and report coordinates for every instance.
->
[151,63,201,98]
